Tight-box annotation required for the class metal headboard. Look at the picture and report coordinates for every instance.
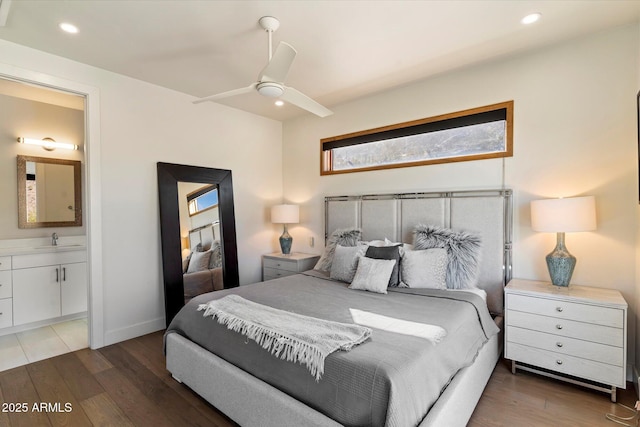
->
[324,189,513,314]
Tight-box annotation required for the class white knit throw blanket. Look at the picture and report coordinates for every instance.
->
[198,294,372,381]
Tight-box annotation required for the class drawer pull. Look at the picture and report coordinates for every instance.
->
[556,324,563,330]
[556,307,563,312]
[556,360,563,365]
[556,342,563,348]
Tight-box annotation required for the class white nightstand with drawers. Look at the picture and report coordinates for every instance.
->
[262,253,320,281]
[505,278,627,402]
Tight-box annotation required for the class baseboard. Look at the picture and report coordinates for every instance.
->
[0,312,87,337]
[102,316,165,346]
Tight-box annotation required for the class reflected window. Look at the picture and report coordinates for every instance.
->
[187,185,218,216]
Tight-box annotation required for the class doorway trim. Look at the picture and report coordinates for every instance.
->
[0,62,104,348]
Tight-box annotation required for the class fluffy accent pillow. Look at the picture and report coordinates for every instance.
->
[209,240,223,269]
[330,244,367,283]
[314,228,362,272]
[349,257,396,294]
[186,250,212,273]
[401,249,448,289]
[413,225,482,289]
[365,245,402,287]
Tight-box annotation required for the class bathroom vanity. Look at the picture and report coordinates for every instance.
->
[0,237,86,334]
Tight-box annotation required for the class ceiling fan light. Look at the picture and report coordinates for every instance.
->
[275,100,284,107]
[257,82,284,98]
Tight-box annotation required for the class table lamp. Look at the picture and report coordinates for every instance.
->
[530,196,596,287]
[271,204,299,255]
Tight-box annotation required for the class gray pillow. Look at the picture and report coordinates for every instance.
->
[365,245,401,287]
[329,244,367,283]
[413,224,482,289]
[349,257,396,294]
[314,227,362,272]
[401,249,448,289]
[186,250,212,273]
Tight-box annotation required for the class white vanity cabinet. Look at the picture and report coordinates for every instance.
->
[12,250,87,326]
[60,261,88,316]
[0,256,12,329]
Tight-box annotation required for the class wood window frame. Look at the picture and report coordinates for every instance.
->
[320,101,513,175]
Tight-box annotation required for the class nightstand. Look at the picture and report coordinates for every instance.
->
[505,278,627,402]
[262,253,320,281]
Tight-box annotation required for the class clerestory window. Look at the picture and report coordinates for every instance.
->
[320,101,513,175]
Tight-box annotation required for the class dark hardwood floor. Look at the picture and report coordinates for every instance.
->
[0,330,636,426]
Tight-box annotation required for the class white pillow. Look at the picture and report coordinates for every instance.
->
[401,248,448,289]
[329,244,367,283]
[186,250,212,273]
[349,257,397,294]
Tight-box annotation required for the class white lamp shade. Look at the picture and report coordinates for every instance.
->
[271,204,299,224]
[530,196,596,233]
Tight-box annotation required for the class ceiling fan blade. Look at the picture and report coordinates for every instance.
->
[281,86,333,118]
[193,83,257,104]
[258,42,297,83]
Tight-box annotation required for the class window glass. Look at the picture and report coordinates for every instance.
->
[321,101,513,175]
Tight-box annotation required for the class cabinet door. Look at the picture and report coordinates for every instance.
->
[61,262,87,316]
[13,265,61,326]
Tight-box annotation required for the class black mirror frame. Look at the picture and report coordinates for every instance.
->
[157,162,239,326]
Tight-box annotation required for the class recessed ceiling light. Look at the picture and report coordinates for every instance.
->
[275,100,284,107]
[59,22,79,34]
[521,13,541,25]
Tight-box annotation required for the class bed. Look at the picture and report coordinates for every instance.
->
[165,189,513,427]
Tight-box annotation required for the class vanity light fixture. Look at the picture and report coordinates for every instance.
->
[18,137,78,151]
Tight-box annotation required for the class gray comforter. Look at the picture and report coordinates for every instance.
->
[165,271,499,427]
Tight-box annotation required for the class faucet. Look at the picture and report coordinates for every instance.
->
[51,232,58,246]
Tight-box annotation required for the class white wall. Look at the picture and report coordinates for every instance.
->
[0,39,283,345]
[283,25,639,365]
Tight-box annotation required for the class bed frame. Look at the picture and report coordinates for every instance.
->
[166,189,513,426]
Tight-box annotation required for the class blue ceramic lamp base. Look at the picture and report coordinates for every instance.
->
[279,224,292,255]
[546,232,576,287]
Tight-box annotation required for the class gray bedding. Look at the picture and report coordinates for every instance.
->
[165,271,499,427]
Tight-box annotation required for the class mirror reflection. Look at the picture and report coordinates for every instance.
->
[17,155,82,228]
[179,183,223,304]
[157,162,239,326]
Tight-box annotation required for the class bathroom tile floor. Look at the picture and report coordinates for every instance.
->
[0,318,88,372]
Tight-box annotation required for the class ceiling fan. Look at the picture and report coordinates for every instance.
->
[193,16,333,118]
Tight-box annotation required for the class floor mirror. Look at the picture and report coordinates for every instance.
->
[157,162,239,326]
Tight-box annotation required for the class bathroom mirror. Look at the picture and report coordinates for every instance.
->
[157,162,239,326]
[17,155,82,228]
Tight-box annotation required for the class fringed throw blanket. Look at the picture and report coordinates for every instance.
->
[198,294,371,380]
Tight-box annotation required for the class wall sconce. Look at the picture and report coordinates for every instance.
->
[18,137,78,151]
